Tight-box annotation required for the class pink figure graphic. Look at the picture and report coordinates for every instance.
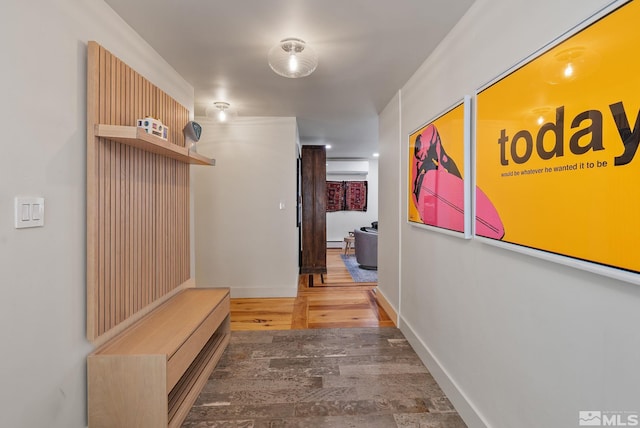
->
[411,124,505,239]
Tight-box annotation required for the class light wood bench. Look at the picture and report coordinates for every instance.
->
[88,287,230,428]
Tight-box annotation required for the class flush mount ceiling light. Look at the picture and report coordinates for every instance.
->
[268,38,318,78]
[212,101,230,122]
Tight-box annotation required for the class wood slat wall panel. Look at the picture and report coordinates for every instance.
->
[87,41,191,342]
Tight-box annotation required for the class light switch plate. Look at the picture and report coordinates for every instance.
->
[15,197,45,228]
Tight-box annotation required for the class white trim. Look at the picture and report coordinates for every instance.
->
[400,316,491,428]
[374,288,398,326]
[398,89,403,322]
[476,236,640,286]
[408,222,469,240]
[462,95,472,239]
[228,287,298,298]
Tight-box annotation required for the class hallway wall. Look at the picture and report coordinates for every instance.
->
[378,92,402,317]
[0,1,194,427]
[379,0,640,427]
[193,117,299,298]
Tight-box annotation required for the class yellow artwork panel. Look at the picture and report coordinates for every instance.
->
[476,0,640,273]
[408,101,468,235]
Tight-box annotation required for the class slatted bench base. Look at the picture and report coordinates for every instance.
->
[88,288,230,428]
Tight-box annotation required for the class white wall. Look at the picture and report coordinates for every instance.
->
[379,1,640,427]
[326,159,379,244]
[378,93,401,316]
[192,117,299,298]
[0,1,194,427]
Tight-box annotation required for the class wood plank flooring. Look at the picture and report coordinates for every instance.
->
[230,249,394,331]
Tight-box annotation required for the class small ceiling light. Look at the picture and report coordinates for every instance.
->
[373,153,380,158]
[213,101,230,122]
[325,144,332,149]
[268,38,318,78]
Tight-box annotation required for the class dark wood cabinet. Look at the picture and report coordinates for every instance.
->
[300,145,327,276]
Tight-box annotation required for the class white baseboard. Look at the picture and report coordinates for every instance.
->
[326,241,343,249]
[373,288,398,326]
[228,286,298,298]
[399,316,490,428]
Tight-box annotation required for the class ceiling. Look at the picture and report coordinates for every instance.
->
[104,0,475,158]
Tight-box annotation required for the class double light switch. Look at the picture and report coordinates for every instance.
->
[14,197,45,229]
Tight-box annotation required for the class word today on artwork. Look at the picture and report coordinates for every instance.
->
[497,102,640,167]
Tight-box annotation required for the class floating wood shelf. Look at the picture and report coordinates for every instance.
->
[95,124,214,166]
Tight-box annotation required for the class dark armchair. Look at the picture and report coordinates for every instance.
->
[354,228,378,270]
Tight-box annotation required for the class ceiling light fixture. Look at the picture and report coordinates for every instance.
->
[213,101,230,122]
[268,38,318,78]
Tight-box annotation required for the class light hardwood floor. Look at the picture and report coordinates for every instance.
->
[230,248,394,331]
